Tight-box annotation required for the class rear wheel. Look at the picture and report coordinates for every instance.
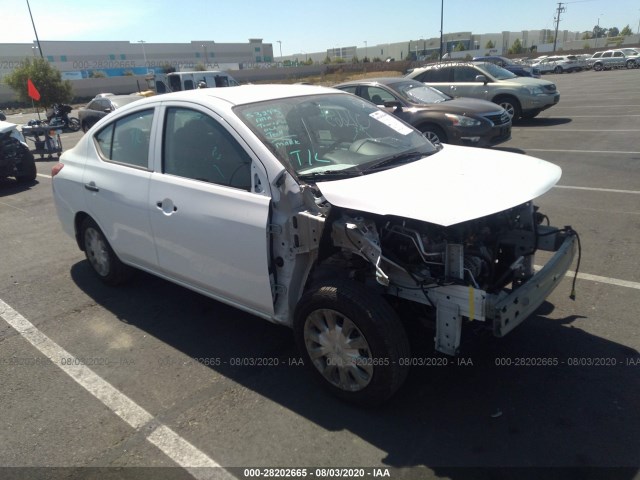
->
[494,96,522,121]
[626,60,635,69]
[294,279,410,406]
[419,125,447,146]
[553,66,563,74]
[68,117,81,132]
[80,217,132,285]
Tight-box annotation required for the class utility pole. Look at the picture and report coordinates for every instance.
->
[439,0,444,60]
[26,0,44,58]
[552,2,566,52]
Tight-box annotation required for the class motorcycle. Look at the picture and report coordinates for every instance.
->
[45,103,80,132]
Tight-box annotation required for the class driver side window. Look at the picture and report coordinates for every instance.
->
[163,108,252,191]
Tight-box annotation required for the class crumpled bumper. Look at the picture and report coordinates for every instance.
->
[488,232,577,337]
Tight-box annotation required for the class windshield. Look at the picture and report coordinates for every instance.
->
[392,82,451,104]
[235,93,436,178]
[477,62,517,80]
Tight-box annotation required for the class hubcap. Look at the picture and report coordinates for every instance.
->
[423,131,441,145]
[500,102,515,119]
[304,309,373,392]
[84,227,110,276]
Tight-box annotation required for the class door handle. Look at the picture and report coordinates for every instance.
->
[84,182,99,192]
[156,200,178,213]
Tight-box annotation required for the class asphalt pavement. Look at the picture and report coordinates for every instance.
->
[1,69,639,480]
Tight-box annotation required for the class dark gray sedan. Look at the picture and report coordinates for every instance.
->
[78,94,143,132]
[334,77,511,147]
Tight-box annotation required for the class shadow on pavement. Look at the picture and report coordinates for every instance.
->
[70,262,640,476]
[514,117,573,127]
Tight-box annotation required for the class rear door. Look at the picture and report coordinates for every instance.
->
[82,107,158,270]
[448,66,491,100]
[148,104,274,316]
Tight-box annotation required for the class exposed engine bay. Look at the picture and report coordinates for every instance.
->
[319,201,577,355]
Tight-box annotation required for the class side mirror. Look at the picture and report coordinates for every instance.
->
[383,100,402,111]
[475,74,488,85]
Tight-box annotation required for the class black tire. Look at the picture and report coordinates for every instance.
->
[419,125,447,146]
[80,217,132,285]
[553,66,563,74]
[15,148,37,183]
[626,60,635,69]
[294,279,410,406]
[593,63,603,71]
[521,109,541,119]
[68,117,81,132]
[494,95,522,120]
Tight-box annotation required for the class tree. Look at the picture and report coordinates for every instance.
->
[4,57,72,107]
[351,55,360,64]
[454,42,465,52]
[593,25,606,38]
[607,27,619,37]
[620,25,633,36]
[485,40,495,49]
[322,56,332,64]
[581,31,592,40]
[508,38,524,55]
[194,63,207,71]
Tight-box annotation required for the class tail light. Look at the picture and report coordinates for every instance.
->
[51,163,64,177]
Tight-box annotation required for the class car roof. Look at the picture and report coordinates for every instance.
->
[153,84,340,107]
[334,77,413,87]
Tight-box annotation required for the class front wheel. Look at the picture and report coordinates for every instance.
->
[593,63,603,71]
[15,148,36,183]
[80,217,132,285]
[68,117,81,132]
[494,96,522,121]
[419,125,447,146]
[294,280,410,406]
[553,66,563,74]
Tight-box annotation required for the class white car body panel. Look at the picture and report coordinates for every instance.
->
[148,172,274,316]
[316,144,561,227]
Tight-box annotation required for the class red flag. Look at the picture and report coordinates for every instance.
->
[27,79,41,101]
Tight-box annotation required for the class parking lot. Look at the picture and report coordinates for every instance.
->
[1,69,639,480]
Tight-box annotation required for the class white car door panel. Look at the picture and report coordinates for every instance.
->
[148,175,273,315]
[82,109,158,270]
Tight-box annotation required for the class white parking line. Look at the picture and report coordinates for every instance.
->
[534,269,640,291]
[37,173,52,179]
[555,185,640,195]
[512,129,640,132]
[0,298,234,480]
[525,148,640,155]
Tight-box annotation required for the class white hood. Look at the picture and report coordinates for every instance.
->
[316,144,561,227]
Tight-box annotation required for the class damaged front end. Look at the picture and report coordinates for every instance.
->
[328,202,578,355]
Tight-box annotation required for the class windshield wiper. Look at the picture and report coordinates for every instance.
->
[363,150,430,172]
[297,170,364,181]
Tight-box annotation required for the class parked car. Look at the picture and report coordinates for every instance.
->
[531,55,581,74]
[78,94,143,132]
[588,50,630,71]
[51,85,578,405]
[334,77,511,147]
[472,55,540,77]
[0,119,36,183]
[620,48,640,68]
[405,62,560,120]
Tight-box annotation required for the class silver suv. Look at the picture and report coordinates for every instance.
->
[406,62,560,120]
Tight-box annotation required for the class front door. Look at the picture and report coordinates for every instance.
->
[148,106,274,317]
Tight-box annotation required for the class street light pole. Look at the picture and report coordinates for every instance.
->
[364,40,368,61]
[277,40,282,63]
[439,0,444,60]
[26,0,44,58]
[137,40,147,69]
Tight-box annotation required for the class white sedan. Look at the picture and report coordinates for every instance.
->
[52,85,578,405]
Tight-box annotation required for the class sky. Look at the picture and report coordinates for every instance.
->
[2,0,639,55]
